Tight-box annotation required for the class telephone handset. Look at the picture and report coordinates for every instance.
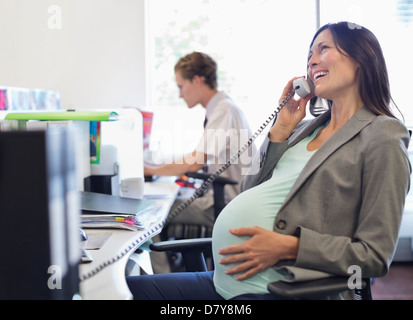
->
[79,78,307,282]
[293,77,315,98]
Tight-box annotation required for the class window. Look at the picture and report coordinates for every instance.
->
[145,0,316,156]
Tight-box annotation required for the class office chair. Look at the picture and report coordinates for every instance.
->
[158,172,236,271]
[165,171,237,239]
[150,237,373,300]
[185,171,238,220]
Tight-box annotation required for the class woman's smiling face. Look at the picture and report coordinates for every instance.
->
[307,29,360,102]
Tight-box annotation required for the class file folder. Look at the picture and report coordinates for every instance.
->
[80,192,161,231]
[80,191,156,216]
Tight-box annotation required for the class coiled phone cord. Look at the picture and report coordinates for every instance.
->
[80,89,295,282]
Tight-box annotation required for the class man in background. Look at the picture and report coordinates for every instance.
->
[145,52,256,272]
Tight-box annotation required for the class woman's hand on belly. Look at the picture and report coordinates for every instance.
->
[218,226,299,281]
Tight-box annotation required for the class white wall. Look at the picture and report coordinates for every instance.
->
[0,0,146,109]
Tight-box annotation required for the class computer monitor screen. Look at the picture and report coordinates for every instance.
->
[0,129,80,299]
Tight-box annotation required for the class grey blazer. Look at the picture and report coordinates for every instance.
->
[241,106,411,284]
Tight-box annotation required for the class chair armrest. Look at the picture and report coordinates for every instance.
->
[185,172,237,185]
[150,238,213,272]
[150,238,212,253]
[267,276,367,300]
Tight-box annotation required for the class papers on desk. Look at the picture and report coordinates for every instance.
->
[80,192,162,231]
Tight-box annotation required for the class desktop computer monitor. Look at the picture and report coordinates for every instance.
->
[0,129,81,299]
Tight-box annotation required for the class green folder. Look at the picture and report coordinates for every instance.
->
[5,111,118,121]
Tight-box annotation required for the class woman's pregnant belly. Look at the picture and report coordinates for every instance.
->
[211,179,288,299]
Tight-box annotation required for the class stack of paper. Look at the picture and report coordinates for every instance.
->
[80,192,161,231]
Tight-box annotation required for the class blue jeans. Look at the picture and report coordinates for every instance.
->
[126,271,279,300]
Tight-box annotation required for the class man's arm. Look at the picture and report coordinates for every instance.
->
[144,151,207,176]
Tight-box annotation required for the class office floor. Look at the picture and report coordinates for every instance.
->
[370,262,413,300]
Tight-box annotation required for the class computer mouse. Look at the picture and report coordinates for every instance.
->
[80,228,88,242]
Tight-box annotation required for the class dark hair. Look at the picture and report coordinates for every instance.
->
[309,21,400,119]
[174,52,218,90]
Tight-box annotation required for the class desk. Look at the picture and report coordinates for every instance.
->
[79,178,179,300]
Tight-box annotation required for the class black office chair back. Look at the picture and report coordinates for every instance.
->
[185,171,238,219]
